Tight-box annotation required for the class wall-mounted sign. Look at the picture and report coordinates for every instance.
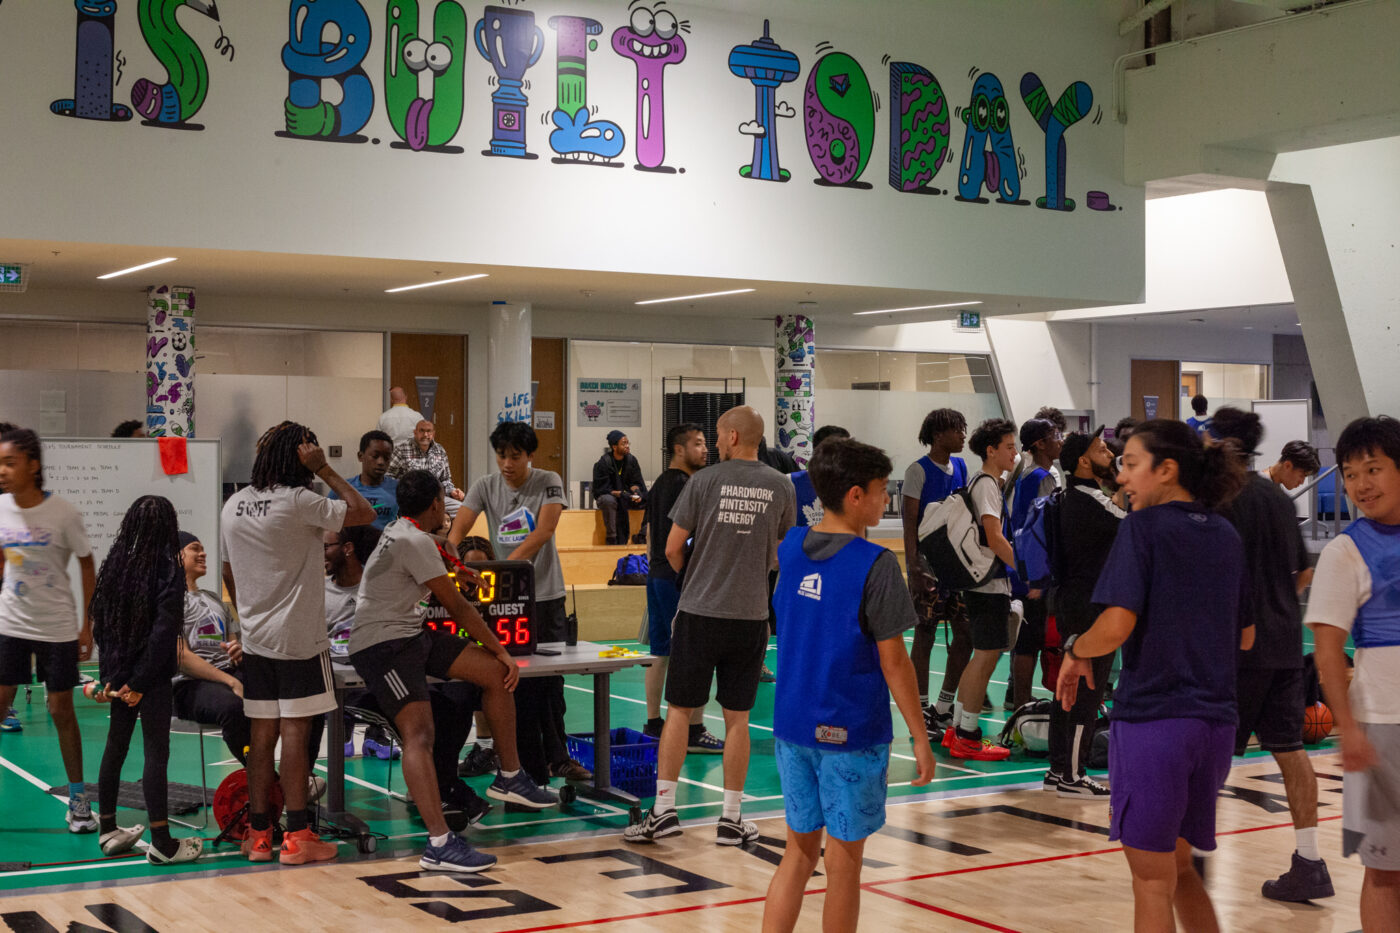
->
[577,378,642,427]
[957,310,982,331]
[0,263,27,292]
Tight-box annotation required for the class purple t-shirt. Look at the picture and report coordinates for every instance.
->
[1091,500,1248,725]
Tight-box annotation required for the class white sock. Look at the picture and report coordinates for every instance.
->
[479,736,494,750]
[959,707,981,734]
[499,768,520,779]
[919,694,929,708]
[949,699,964,722]
[723,790,742,822]
[654,779,677,815]
[1191,846,1211,859]
[429,832,451,847]
[1296,826,1320,861]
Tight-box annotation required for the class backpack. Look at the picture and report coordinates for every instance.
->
[609,553,648,586]
[916,473,1002,590]
[998,698,1052,755]
[1088,709,1111,770]
[1013,487,1066,589]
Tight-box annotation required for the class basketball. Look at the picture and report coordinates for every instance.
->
[1303,702,1334,743]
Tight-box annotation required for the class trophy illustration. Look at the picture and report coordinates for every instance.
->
[475,6,545,158]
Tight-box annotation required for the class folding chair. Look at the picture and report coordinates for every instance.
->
[169,717,212,830]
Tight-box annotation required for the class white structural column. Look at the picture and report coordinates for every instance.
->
[488,301,533,426]
[775,314,815,465]
[1269,138,1400,430]
[145,285,196,437]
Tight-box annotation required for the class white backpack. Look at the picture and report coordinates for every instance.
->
[916,472,1001,590]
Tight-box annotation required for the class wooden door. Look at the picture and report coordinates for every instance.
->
[531,337,567,484]
[1181,372,1201,399]
[389,333,467,491]
[1130,358,1180,422]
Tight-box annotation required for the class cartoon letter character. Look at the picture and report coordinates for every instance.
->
[130,0,221,127]
[548,15,624,164]
[956,72,1020,204]
[888,62,949,192]
[612,6,687,171]
[52,0,132,121]
[282,0,374,140]
[474,5,545,158]
[803,51,874,187]
[1020,73,1092,211]
[728,20,800,182]
[386,0,466,151]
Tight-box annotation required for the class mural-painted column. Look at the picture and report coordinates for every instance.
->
[145,285,196,437]
[775,314,814,466]
[488,301,533,426]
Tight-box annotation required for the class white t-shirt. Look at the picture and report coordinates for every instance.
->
[968,472,1011,596]
[174,589,230,683]
[1306,533,1400,723]
[325,577,358,659]
[349,519,449,654]
[0,492,91,642]
[377,405,425,448]
[220,485,347,661]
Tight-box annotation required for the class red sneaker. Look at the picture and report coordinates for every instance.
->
[240,826,275,862]
[279,828,338,864]
[948,734,1012,761]
[941,726,958,749]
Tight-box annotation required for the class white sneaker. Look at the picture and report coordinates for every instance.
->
[67,796,98,834]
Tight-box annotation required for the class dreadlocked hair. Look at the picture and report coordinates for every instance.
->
[90,496,181,670]
[0,427,44,490]
[918,409,967,447]
[250,421,317,492]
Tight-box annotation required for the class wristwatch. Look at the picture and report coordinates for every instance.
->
[1063,634,1083,661]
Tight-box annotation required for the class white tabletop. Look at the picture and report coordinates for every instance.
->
[332,640,654,688]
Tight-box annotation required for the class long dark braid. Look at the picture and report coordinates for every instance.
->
[90,496,181,667]
[249,421,317,492]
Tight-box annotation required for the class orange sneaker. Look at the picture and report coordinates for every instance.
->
[948,733,1012,761]
[241,826,275,862]
[279,828,338,865]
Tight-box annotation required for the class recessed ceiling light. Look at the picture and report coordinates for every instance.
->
[854,300,983,316]
[97,257,178,279]
[385,273,489,293]
[635,288,755,305]
[1244,325,1253,330]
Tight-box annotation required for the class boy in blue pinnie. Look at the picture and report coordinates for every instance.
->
[763,438,936,933]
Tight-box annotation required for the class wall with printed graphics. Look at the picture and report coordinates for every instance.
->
[0,1,1143,308]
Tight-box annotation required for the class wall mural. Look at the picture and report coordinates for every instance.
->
[38,2,1123,217]
[775,314,815,466]
[145,285,196,438]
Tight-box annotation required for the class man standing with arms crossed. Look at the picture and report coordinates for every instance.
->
[626,407,795,845]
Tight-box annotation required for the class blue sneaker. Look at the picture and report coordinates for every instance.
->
[1,708,20,732]
[344,738,357,758]
[420,833,497,873]
[363,727,401,760]
[487,771,559,810]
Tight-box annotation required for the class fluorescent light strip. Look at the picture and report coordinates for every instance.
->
[635,288,755,306]
[97,257,178,280]
[385,273,489,293]
[854,300,983,316]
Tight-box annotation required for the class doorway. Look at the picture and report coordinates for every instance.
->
[1130,359,1180,422]
[531,338,567,480]
[389,333,467,490]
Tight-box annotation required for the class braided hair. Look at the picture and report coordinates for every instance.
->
[90,495,181,669]
[249,421,316,492]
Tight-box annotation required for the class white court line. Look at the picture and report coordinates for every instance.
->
[0,754,71,803]
[5,849,244,880]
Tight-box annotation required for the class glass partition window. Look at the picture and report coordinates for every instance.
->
[1180,361,1270,414]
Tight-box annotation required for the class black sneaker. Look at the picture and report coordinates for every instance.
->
[981,697,993,713]
[715,816,758,846]
[1261,852,1335,902]
[458,743,500,778]
[1057,775,1110,799]
[687,726,724,754]
[1042,771,1062,792]
[923,706,952,742]
[1193,853,1209,884]
[642,717,665,739]
[623,808,681,843]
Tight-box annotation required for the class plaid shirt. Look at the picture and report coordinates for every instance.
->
[388,439,456,495]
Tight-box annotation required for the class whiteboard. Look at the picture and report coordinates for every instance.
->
[1251,399,1312,519]
[40,438,222,623]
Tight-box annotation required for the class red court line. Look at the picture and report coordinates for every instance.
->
[498,814,1343,932]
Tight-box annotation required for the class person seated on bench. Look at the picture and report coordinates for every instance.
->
[593,430,648,545]
[348,469,557,873]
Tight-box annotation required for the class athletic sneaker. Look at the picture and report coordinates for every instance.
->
[343,738,357,758]
[947,731,1011,761]
[1042,771,1062,792]
[420,833,497,873]
[1002,693,1016,712]
[363,726,401,760]
[924,707,952,741]
[940,726,957,749]
[99,823,146,856]
[550,758,593,782]
[67,796,98,833]
[487,771,559,809]
[241,826,275,862]
[458,743,499,777]
[759,665,776,684]
[687,726,724,754]
[715,816,758,846]
[1261,852,1335,902]
[307,775,328,804]
[279,828,338,864]
[981,697,993,713]
[442,794,492,833]
[623,807,681,843]
[642,717,665,739]
[1,707,20,732]
[1057,775,1109,799]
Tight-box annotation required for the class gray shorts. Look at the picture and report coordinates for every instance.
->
[1343,722,1400,870]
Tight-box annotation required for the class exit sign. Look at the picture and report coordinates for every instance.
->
[0,263,27,293]
[957,310,982,330]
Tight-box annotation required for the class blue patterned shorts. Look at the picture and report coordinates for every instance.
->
[775,739,890,842]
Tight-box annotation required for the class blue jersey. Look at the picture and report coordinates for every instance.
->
[1343,518,1400,649]
[773,527,891,750]
[914,456,968,515]
[330,475,399,530]
[791,470,821,527]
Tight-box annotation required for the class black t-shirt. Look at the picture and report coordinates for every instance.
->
[1054,477,1125,635]
[647,468,690,581]
[1220,474,1309,669]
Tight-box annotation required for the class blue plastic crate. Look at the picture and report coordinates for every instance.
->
[566,728,659,799]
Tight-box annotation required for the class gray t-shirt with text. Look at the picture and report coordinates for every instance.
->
[350,519,450,654]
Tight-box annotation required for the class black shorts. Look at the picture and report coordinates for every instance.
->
[242,650,337,720]
[0,634,80,691]
[964,591,1013,652]
[350,629,467,722]
[1235,666,1306,755]
[536,596,568,644]
[1012,598,1048,657]
[665,610,768,712]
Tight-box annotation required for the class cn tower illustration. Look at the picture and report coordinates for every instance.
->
[728,20,800,182]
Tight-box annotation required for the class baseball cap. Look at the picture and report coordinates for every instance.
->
[1059,425,1106,474]
[606,430,626,446]
[1019,418,1057,450]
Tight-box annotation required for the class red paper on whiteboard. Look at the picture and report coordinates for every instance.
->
[159,436,188,476]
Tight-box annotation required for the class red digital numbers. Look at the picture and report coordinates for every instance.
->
[425,619,460,636]
[494,617,530,646]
